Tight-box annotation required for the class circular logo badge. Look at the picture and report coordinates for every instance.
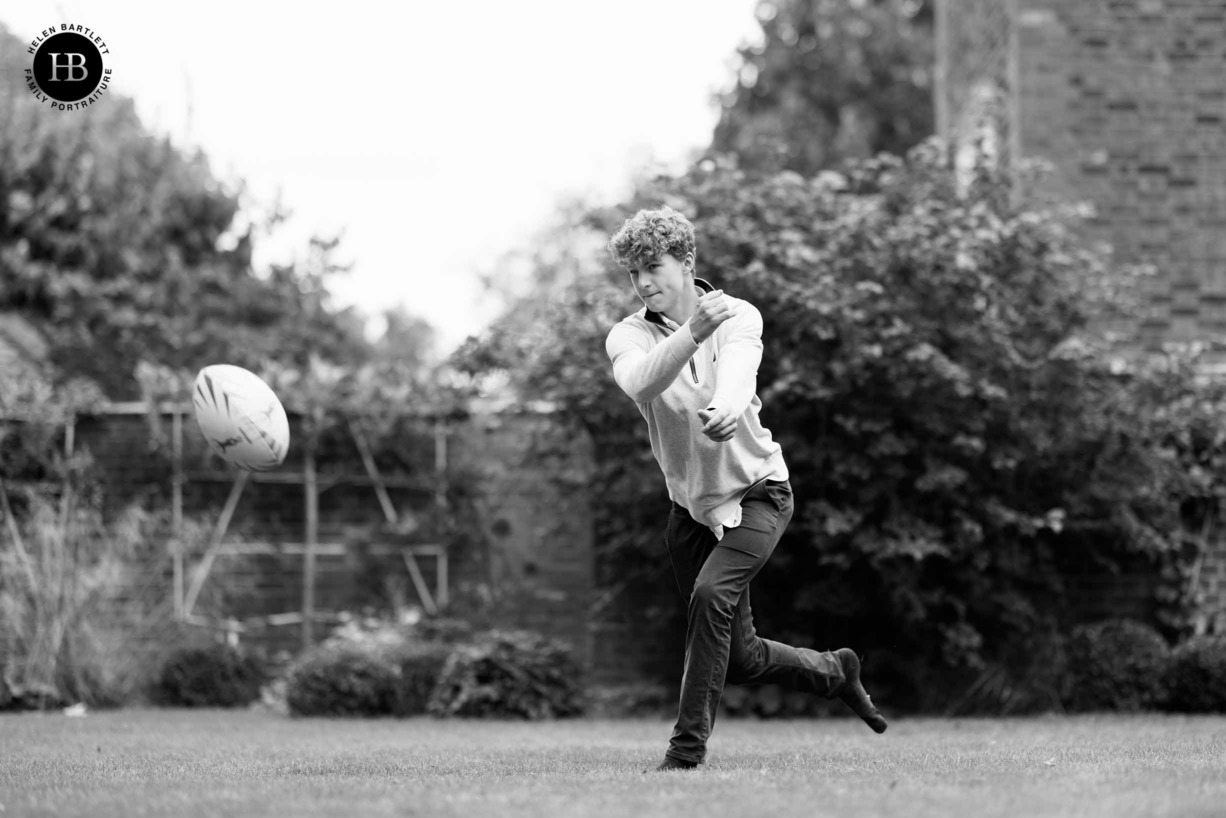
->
[30,31,106,104]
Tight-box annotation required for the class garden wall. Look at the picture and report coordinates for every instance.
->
[50,399,1226,685]
[68,406,596,666]
[1019,0,1226,344]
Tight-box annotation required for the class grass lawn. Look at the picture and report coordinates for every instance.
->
[1,709,1224,817]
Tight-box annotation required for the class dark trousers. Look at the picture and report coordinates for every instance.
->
[664,479,845,764]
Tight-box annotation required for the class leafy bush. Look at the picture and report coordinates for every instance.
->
[152,643,266,708]
[586,682,674,718]
[412,617,475,645]
[428,630,585,719]
[1163,635,1226,713]
[282,613,471,718]
[1061,619,1170,712]
[284,645,399,717]
[384,641,453,716]
[0,678,64,711]
[721,684,835,719]
[455,141,1226,700]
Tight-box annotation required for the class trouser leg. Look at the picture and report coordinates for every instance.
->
[725,587,844,694]
[663,480,842,764]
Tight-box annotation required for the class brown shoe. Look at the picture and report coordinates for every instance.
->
[835,648,888,734]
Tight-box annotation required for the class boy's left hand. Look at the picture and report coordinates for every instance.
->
[698,405,737,442]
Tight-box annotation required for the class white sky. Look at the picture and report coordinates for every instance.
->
[4,1,764,356]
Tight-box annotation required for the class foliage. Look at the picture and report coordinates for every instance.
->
[427,630,585,719]
[1,374,229,708]
[284,644,400,717]
[939,626,1068,716]
[711,0,934,176]
[1061,619,1170,712]
[282,614,464,717]
[151,642,266,708]
[331,613,464,717]
[0,467,180,707]
[412,616,477,644]
[0,369,104,499]
[0,24,399,400]
[1163,634,1226,713]
[0,677,64,711]
[585,681,674,718]
[721,683,836,719]
[455,142,1226,698]
[385,641,454,716]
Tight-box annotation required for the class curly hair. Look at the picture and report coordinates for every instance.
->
[607,206,696,272]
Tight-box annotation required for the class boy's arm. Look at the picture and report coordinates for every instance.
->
[606,321,699,403]
[709,301,764,417]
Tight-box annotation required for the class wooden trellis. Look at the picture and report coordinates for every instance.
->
[94,402,451,649]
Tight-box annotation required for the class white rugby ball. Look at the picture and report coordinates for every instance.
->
[192,364,290,471]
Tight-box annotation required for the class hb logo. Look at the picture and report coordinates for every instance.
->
[47,53,90,82]
[31,32,104,103]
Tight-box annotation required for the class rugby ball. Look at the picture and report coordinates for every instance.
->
[192,365,290,471]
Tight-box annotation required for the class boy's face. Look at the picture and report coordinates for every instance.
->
[627,252,692,316]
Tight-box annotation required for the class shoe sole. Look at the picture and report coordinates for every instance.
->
[836,648,888,734]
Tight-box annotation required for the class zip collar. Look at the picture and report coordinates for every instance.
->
[643,278,716,329]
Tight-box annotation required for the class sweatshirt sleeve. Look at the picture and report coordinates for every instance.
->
[606,319,700,404]
[710,300,764,416]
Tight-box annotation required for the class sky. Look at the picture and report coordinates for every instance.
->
[4,1,765,355]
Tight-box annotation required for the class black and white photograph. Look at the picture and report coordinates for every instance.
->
[2,2,1224,816]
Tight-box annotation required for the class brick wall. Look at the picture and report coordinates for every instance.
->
[1019,0,1226,343]
[1016,0,1226,626]
[448,412,595,667]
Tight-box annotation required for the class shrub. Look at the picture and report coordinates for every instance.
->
[457,142,1226,681]
[282,613,469,718]
[428,630,585,719]
[152,643,265,708]
[0,678,64,711]
[284,645,399,717]
[383,641,453,716]
[721,684,829,719]
[587,682,673,718]
[1163,635,1226,713]
[1061,619,1170,712]
[412,617,475,645]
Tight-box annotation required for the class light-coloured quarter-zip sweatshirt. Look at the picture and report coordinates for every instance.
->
[605,279,788,535]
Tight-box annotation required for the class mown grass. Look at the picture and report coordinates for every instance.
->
[2,710,1223,817]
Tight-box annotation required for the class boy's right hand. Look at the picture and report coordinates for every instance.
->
[688,290,736,343]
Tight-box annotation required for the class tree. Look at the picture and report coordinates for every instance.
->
[0,24,370,399]
[711,0,934,176]
[373,305,439,372]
